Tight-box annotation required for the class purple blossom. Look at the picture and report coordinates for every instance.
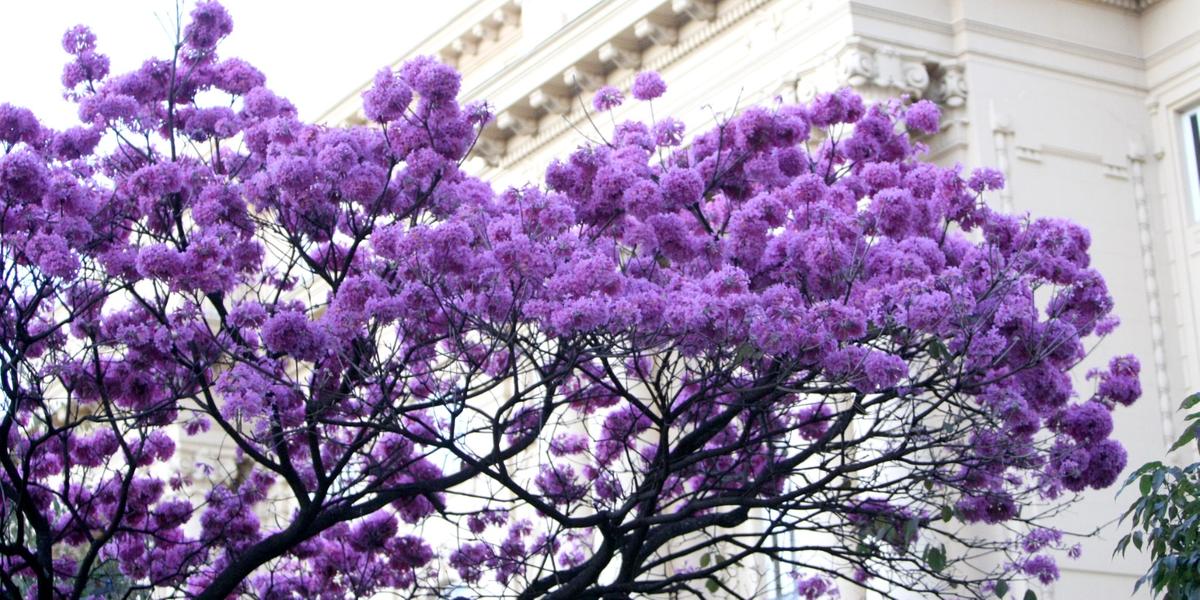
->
[1085,439,1127,488]
[968,167,1005,192]
[794,573,839,599]
[449,543,492,583]
[796,404,834,440]
[61,25,97,54]
[25,233,78,279]
[660,166,705,209]
[534,465,588,504]
[592,85,624,112]
[549,432,590,456]
[956,492,1017,524]
[215,58,265,94]
[653,117,685,146]
[809,88,865,126]
[905,99,940,133]
[348,512,398,552]
[1055,401,1113,445]
[50,126,101,160]
[0,104,41,145]
[184,1,234,50]
[1021,528,1063,553]
[862,351,908,391]
[1020,555,1060,585]
[261,310,324,361]
[631,71,667,101]
[400,55,460,102]
[1092,355,1142,406]
[362,68,413,122]
[61,49,111,89]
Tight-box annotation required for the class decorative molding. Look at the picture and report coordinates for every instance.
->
[562,66,604,92]
[495,111,537,136]
[792,38,940,100]
[846,2,954,37]
[446,37,475,59]
[778,36,973,165]
[490,6,518,27]
[953,18,1145,71]
[1085,0,1164,10]
[1103,162,1130,179]
[599,41,642,69]
[634,17,678,46]
[989,104,1016,214]
[841,44,930,97]
[1129,143,1176,453]
[1039,144,1104,164]
[672,0,716,21]
[529,89,570,115]
[470,23,498,42]
[1086,0,1141,10]
[502,0,776,167]
[926,63,967,108]
[775,70,802,104]
[1015,145,1042,163]
[1144,27,1200,69]
[440,0,521,66]
[473,137,507,167]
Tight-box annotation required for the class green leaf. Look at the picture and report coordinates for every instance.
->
[928,339,949,361]
[942,505,954,523]
[1181,393,1200,410]
[993,580,1009,598]
[705,577,720,593]
[731,343,761,364]
[700,553,710,567]
[1023,590,1038,600]
[926,545,946,573]
[1170,424,1197,453]
[1141,474,1154,496]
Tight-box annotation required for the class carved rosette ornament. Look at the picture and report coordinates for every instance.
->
[835,42,932,101]
[787,41,966,117]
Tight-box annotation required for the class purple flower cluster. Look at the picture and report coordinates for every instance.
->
[592,85,624,112]
[184,1,233,50]
[794,573,839,599]
[631,71,667,101]
[362,67,414,122]
[905,99,940,133]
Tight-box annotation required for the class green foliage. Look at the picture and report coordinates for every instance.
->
[1117,393,1200,599]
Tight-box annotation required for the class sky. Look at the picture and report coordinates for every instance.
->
[0,0,471,128]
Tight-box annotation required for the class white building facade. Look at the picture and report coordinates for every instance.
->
[323,1,1200,597]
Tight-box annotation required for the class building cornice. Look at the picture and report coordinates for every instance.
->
[325,0,1091,168]
[319,0,521,124]
[454,0,727,166]
[1084,0,1166,10]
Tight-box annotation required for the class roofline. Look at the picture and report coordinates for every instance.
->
[317,0,518,124]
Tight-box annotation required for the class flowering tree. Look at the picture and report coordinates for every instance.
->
[0,2,1141,599]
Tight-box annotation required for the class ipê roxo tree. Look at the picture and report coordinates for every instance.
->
[0,2,1141,599]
